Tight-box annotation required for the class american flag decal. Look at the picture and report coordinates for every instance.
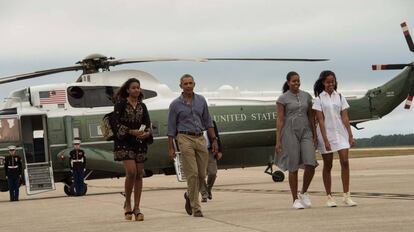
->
[39,90,66,104]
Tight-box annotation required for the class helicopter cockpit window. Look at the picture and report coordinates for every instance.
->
[68,86,115,108]
[141,89,157,100]
[67,86,157,108]
[0,118,20,142]
[68,86,84,99]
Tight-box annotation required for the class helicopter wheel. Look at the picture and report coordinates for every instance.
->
[81,183,88,196]
[272,171,285,182]
[64,182,75,196]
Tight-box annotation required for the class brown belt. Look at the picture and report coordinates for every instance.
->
[178,131,203,137]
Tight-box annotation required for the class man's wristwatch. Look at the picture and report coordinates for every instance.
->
[211,137,218,141]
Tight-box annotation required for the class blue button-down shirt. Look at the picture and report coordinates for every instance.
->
[167,93,214,137]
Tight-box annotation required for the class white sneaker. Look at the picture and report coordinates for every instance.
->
[326,195,337,207]
[298,192,312,208]
[343,192,357,206]
[292,199,305,209]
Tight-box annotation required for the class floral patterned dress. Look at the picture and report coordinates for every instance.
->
[113,99,151,163]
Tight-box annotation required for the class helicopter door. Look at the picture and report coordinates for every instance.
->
[20,115,55,195]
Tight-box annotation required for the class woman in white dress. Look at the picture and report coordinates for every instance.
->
[312,70,357,207]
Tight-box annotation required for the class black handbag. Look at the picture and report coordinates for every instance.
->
[146,134,154,145]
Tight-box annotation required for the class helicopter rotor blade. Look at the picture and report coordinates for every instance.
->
[401,22,414,52]
[0,56,329,85]
[372,22,414,109]
[404,95,413,109]
[206,58,329,62]
[0,65,83,85]
[109,57,209,66]
[371,64,410,70]
[109,57,329,66]
[404,81,414,109]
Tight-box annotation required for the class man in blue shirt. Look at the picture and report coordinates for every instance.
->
[168,74,218,217]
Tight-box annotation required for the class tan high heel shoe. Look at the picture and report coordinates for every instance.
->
[124,201,133,220]
[134,209,144,221]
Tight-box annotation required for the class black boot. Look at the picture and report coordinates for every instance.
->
[207,175,216,200]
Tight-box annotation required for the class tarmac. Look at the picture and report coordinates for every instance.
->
[1,154,414,232]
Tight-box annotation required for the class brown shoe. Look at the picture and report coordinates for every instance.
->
[135,213,144,221]
[124,201,133,220]
[124,211,133,221]
[184,192,192,215]
[193,210,203,217]
[133,208,144,221]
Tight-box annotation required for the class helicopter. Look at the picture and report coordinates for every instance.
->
[0,22,413,197]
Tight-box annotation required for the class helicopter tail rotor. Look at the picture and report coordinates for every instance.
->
[404,81,414,109]
[371,21,414,110]
[401,22,414,52]
[371,64,411,70]
[371,21,414,71]
[404,95,413,109]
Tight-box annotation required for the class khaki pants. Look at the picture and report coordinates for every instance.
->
[176,134,209,211]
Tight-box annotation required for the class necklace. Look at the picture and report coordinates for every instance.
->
[127,98,138,110]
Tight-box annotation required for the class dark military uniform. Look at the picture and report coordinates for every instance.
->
[5,154,22,201]
[69,148,86,196]
[200,120,222,201]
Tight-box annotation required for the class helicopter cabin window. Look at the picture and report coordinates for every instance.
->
[73,127,80,139]
[0,118,20,142]
[0,108,17,116]
[67,86,157,108]
[89,123,103,138]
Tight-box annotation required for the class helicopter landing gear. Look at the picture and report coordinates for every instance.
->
[271,171,285,182]
[81,183,88,196]
[64,180,75,196]
[64,179,88,196]
[264,162,285,182]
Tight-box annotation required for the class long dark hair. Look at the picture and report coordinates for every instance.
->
[282,71,299,93]
[313,70,337,97]
[114,78,144,101]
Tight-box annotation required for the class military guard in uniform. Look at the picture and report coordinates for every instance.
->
[4,145,22,201]
[69,139,86,196]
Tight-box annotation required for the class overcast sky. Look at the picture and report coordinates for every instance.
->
[0,0,413,138]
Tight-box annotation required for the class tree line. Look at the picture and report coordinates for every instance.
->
[355,134,414,148]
